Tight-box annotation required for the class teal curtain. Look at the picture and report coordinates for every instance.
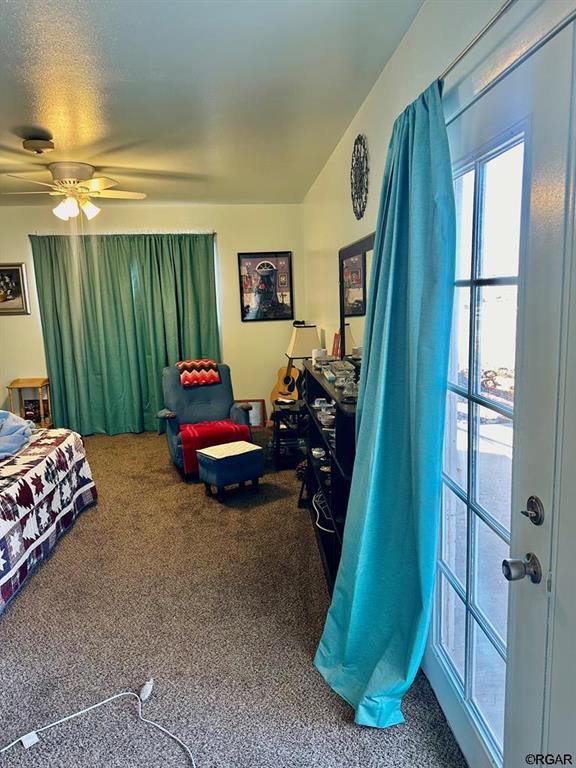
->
[30,233,220,435]
[315,81,456,727]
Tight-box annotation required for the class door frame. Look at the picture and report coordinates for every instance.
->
[423,123,530,768]
[424,22,576,768]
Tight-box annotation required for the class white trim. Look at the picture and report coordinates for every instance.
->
[542,21,576,749]
[445,4,576,126]
[422,649,499,768]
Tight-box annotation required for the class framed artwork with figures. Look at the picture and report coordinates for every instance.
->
[238,251,294,322]
[341,251,366,317]
[0,263,30,315]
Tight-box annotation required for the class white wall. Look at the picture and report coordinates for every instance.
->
[0,203,303,411]
[301,0,502,343]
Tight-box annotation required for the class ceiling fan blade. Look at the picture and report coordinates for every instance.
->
[0,143,30,159]
[0,191,55,195]
[99,165,207,182]
[85,138,148,160]
[6,175,58,190]
[0,165,47,174]
[95,190,147,199]
[77,176,118,192]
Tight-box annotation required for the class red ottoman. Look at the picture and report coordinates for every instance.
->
[180,420,250,474]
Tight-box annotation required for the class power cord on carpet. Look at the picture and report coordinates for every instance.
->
[0,679,197,766]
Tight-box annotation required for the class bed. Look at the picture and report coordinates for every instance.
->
[0,428,97,615]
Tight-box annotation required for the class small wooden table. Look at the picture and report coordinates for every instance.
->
[7,378,52,428]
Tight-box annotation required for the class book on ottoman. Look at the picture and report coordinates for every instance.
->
[197,440,263,492]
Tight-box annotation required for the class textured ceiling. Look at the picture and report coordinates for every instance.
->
[0,0,423,205]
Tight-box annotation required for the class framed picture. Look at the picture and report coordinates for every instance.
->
[238,251,294,322]
[0,263,30,315]
[338,232,374,358]
[341,250,366,317]
[235,399,267,428]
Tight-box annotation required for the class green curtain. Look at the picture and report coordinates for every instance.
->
[30,233,220,435]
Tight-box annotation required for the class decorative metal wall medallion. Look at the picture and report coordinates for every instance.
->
[350,134,369,220]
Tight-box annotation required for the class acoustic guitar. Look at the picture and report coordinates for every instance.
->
[270,358,301,406]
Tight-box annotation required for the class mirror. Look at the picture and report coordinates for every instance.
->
[338,232,375,358]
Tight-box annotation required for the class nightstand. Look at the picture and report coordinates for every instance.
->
[7,378,52,428]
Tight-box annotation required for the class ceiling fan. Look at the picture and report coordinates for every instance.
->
[2,161,146,221]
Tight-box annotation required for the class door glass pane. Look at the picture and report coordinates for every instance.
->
[436,138,524,767]
[444,392,468,492]
[474,516,509,641]
[472,620,506,749]
[476,405,513,529]
[455,169,475,280]
[440,574,466,682]
[480,142,524,278]
[448,287,470,389]
[442,485,467,587]
[477,285,517,409]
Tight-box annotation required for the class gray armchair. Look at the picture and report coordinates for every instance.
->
[158,364,251,474]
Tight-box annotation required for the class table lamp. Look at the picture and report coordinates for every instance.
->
[271,323,321,406]
[286,322,321,360]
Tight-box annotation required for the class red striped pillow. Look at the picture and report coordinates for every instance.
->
[176,359,221,387]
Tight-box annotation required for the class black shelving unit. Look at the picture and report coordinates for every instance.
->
[271,400,307,468]
[303,361,356,592]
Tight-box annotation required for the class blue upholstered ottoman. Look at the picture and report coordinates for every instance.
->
[197,440,264,499]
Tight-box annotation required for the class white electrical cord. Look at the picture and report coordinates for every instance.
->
[312,491,335,534]
[0,680,196,766]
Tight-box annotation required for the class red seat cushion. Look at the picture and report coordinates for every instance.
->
[180,420,251,474]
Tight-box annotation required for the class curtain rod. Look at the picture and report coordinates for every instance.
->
[440,0,520,81]
[29,230,217,236]
[446,3,576,126]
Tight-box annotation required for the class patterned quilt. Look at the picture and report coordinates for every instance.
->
[0,428,97,615]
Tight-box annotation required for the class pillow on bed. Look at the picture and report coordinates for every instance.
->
[0,411,36,461]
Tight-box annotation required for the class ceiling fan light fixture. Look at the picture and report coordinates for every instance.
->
[8,160,145,216]
[52,196,80,221]
[80,199,101,220]
[52,199,71,221]
[64,197,80,218]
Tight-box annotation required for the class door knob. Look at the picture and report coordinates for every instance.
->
[502,552,542,584]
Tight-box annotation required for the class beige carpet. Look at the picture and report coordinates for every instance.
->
[0,431,465,767]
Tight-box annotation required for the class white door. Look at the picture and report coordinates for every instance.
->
[422,22,576,768]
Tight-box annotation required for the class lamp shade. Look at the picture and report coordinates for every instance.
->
[344,323,356,351]
[63,197,80,218]
[52,197,80,221]
[80,199,101,220]
[52,200,71,221]
[286,324,320,359]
